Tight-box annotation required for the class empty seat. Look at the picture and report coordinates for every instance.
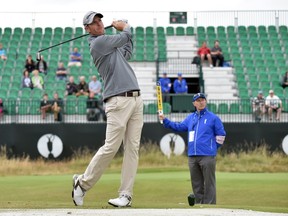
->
[218,103,229,114]
[166,26,174,36]
[197,26,205,34]
[147,103,157,114]
[176,26,185,36]
[247,25,257,33]
[135,26,144,35]
[145,26,154,35]
[207,103,217,113]
[206,26,215,34]
[186,26,194,35]
[230,103,240,114]
[13,27,23,36]
[54,27,63,35]
[156,26,165,36]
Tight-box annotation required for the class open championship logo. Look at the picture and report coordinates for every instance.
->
[282,134,288,155]
[160,133,185,158]
[37,134,63,159]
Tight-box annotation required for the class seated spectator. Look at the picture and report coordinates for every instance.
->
[50,92,63,121]
[76,76,89,97]
[40,93,51,119]
[86,92,106,121]
[265,90,282,121]
[281,71,288,89]
[0,98,4,118]
[65,76,78,96]
[68,47,82,67]
[56,61,68,81]
[211,40,224,67]
[36,55,48,75]
[252,91,266,123]
[173,73,188,94]
[31,69,44,90]
[158,72,171,103]
[88,75,102,98]
[25,55,36,73]
[0,43,7,61]
[22,70,33,89]
[197,41,213,68]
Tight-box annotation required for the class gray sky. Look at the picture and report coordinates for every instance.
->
[1,0,287,12]
[0,0,287,28]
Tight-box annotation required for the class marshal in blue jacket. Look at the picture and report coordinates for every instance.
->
[163,107,226,156]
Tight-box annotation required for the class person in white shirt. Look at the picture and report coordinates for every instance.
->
[265,89,282,121]
[88,75,102,97]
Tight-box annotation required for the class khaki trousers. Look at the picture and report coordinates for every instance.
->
[79,96,143,197]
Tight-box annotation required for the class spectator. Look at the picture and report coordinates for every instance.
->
[173,73,188,94]
[65,76,78,96]
[56,61,68,81]
[158,72,171,103]
[50,92,63,121]
[86,92,106,121]
[265,89,282,121]
[0,98,4,118]
[21,70,33,89]
[197,41,213,68]
[68,47,82,67]
[31,69,44,90]
[40,93,51,119]
[25,55,36,73]
[210,40,224,67]
[0,43,7,61]
[76,76,89,97]
[252,91,266,123]
[159,93,226,204]
[281,71,288,89]
[88,75,102,98]
[36,55,48,75]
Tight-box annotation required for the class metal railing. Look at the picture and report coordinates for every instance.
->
[0,98,287,124]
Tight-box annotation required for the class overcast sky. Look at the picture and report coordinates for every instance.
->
[0,0,287,28]
[1,0,287,12]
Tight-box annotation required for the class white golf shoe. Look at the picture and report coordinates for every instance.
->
[108,194,132,207]
[72,174,86,206]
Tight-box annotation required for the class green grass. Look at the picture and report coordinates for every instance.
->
[0,145,288,213]
[0,171,287,213]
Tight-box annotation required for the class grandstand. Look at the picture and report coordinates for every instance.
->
[0,12,288,121]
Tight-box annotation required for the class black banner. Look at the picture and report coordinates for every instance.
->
[0,123,287,159]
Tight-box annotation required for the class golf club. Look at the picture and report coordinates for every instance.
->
[36,25,113,61]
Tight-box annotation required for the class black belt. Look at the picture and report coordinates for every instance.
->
[116,90,141,97]
[104,91,141,103]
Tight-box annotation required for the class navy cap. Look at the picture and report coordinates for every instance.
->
[163,72,167,75]
[178,72,182,76]
[193,93,206,102]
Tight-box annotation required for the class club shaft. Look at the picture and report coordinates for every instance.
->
[38,25,113,53]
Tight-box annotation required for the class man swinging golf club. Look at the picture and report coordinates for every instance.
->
[72,11,143,207]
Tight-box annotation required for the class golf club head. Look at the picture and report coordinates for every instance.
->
[36,52,41,61]
[187,193,195,206]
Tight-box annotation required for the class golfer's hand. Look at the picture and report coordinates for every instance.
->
[112,20,129,31]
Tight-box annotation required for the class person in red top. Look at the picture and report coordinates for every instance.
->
[197,41,213,68]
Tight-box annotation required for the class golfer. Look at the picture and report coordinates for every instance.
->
[159,93,226,204]
[72,11,143,207]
